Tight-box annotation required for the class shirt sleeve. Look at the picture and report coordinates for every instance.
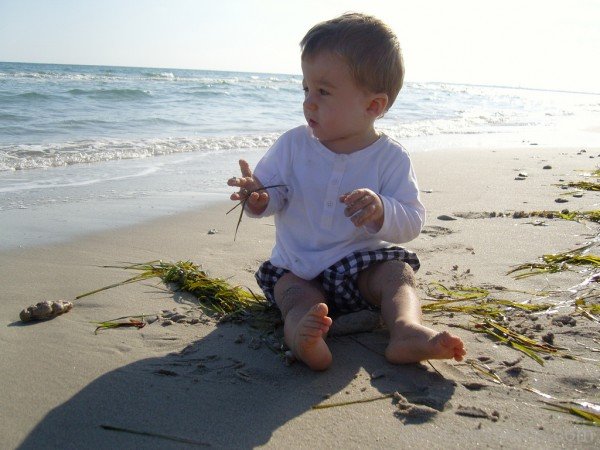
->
[244,133,290,218]
[364,148,425,243]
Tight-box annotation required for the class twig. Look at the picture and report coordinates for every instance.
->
[226,184,285,240]
[100,424,211,446]
[312,393,394,410]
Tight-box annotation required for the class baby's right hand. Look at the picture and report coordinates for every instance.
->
[227,159,269,215]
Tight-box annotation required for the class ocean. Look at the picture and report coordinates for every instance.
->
[1,61,599,249]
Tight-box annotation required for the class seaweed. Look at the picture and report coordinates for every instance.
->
[79,260,280,329]
[226,184,286,240]
[509,244,600,279]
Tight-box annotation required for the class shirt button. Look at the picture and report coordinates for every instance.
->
[326,201,333,207]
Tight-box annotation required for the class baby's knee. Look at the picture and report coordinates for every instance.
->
[377,260,416,288]
[273,273,325,315]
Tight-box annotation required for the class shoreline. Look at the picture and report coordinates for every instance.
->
[3,137,599,252]
[2,145,599,448]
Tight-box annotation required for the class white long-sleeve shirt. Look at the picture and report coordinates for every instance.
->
[249,125,425,280]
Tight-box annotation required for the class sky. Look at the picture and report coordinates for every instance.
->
[0,0,598,93]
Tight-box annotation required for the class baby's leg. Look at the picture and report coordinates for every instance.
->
[274,273,333,371]
[357,260,466,364]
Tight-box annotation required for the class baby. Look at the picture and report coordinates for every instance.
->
[228,13,465,370]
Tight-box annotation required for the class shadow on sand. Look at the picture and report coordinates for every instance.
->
[18,320,456,449]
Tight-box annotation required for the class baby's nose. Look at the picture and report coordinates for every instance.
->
[303,98,317,111]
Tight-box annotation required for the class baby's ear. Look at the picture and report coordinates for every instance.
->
[367,94,388,118]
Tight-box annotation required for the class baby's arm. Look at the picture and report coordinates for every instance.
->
[227,159,269,215]
[339,154,425,242]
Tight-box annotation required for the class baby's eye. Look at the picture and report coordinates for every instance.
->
[319,88,330,96]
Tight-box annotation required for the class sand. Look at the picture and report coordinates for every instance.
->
[1,146,599,449]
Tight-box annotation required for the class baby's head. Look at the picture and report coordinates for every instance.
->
[300,13,404,111]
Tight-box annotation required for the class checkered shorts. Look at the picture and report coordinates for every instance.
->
[255,246,420,314]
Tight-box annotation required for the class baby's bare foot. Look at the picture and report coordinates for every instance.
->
[385,323,466,364]
[292,303,333,371]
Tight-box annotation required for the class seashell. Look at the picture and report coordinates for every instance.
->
[20,300,73,322]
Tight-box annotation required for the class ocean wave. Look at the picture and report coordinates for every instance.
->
[66,88,152,99]
[142,71,175,79]
[0,134,280,171]
[10,92,55,101]
[0,113,29,122]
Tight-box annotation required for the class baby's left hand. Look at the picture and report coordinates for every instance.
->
[340,188,384,231]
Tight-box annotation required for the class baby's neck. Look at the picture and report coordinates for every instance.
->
[321,129,381,154]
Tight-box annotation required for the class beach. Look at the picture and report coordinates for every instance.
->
[2,145,599,449]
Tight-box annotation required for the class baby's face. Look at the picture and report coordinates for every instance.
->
[301,51,378,153]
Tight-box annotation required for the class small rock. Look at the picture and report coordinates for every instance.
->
[572,192,584,198]
[514,176,527,181]
[456,405,493,419]
[551,315,576,327]
[541,332,554,345]
[438,214,457,221]
[422,189,433,193]
[155,369,178,377]
[462,382,487,391]
[145,315,159,324]
[207,229,218,235]
[518,172,528,177]
[370,369,386,380]
[505,366,523,377]
[554,198,568,203]
[502,356,522,366]
[170,313,187,322]
[542,165,552,170]
[234,334,245,344]
[162,319,174,326]
[329,310,382,336]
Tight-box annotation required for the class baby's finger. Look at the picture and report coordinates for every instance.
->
[351,204,377,227]
[239,159,253,178]
[344,194,371,217]
[341,189,367,204]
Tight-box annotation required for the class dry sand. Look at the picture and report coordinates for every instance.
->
[1,146,599,449]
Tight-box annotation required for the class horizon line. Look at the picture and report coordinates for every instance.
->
[1,59,598,96]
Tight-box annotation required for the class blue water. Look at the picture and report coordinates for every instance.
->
[1,61,600,248]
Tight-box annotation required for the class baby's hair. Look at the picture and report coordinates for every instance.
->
[300,12,404,110]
